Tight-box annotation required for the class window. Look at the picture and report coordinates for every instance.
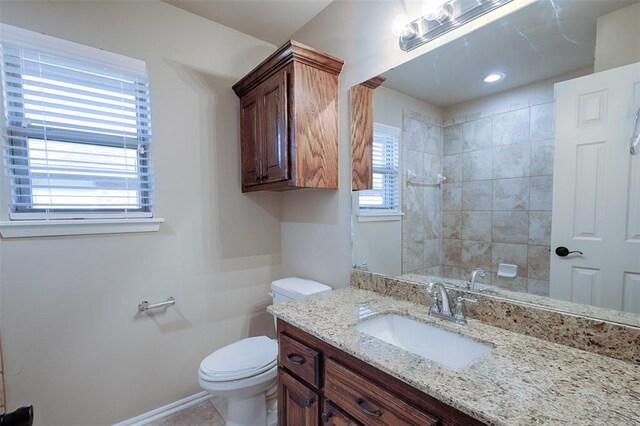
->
[359,123,400,213]
[1,25,153,220]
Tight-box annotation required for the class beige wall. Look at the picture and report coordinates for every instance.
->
[0,1,280,424]
[285,0,536,287]
[594,2,640,73]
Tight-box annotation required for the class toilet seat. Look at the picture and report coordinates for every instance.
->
[199,336,278,382]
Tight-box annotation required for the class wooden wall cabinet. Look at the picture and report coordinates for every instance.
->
[350,76,385,191]
[277,319,487,426]
[233,41,344,192]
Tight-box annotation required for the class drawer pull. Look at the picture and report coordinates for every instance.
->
[304,398,315,408]
[356,398,382,418]
[322,412,333,423]
[286,353,306,365]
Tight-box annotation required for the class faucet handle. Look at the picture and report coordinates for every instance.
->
[457,295,478,304]
[428,287,440,313]
[454,295,477,324]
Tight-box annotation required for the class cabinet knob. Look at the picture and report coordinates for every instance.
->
[304,398,314,408]
[322,412,333,423]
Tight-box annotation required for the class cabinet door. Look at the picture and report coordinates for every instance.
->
[240,88,262,188]
[260,69,289,184]
[279,368,319,426]
[350,84,373,191]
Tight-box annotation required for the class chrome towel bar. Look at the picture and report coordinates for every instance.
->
[138,297,175,312]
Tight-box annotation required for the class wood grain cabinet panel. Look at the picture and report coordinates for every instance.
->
[322,400,363,426]
[261,70,289,185]
[279,368,320,426]
[240,90,261,188]
[351,76,385,191]
[233,40,343,192]
[279,334,321,389]
[325,358,439,426]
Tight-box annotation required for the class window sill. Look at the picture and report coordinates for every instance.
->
[0,218,164,238]
[357,212,404,222]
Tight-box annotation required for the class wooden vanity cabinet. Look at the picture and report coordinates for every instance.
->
[233,41,344,192]
[322,400,362,426]
[325,358,438,425]
[277,319,487,426]
[279,368,320,426]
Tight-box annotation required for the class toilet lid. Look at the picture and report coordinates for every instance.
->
[200,336,278,381]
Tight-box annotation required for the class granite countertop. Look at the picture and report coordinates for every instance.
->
[268,288,640,426]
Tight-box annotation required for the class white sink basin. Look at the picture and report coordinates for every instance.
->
[355,314,492,370]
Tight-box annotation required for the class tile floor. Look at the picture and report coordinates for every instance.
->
[148,397,226,426]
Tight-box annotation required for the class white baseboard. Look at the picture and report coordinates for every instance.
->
[113,391,211,426]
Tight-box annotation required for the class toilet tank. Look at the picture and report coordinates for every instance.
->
[270,277,331,305]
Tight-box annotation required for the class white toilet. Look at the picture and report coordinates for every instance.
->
[198,277,331,426]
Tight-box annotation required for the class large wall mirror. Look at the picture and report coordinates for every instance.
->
[351,0,640,325]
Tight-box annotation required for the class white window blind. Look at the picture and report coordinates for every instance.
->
[1,25,153,220]
[359,123,400,212]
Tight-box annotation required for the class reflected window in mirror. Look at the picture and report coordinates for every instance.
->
[358,123,400,215]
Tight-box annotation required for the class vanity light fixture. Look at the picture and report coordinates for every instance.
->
[483,72,505,83]
[398,0,515,52]
[422,0,452,23]
[391,14,410,36]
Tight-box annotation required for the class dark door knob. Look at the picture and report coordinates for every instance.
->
[555,246,583,257]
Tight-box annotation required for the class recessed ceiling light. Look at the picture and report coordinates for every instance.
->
[484,72,505,83]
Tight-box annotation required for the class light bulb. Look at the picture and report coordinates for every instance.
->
[391,14,410,36]
[422,0,449,21]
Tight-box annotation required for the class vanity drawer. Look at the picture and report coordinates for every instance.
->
[279,334,321,388]
[325,358,439,426]
[323,400,363,426]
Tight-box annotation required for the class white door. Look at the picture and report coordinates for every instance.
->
[550,62,640,313]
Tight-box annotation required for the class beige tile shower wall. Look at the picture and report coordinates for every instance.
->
[440,98,555,295]
[401,111,443,276]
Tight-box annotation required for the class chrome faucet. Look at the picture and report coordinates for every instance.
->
[427,282,477,325]
[427,282,453,317]
[468,268,487,290]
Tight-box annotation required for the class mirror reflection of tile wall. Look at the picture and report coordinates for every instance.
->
[402,112,443,277]
[401,89,555,296]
